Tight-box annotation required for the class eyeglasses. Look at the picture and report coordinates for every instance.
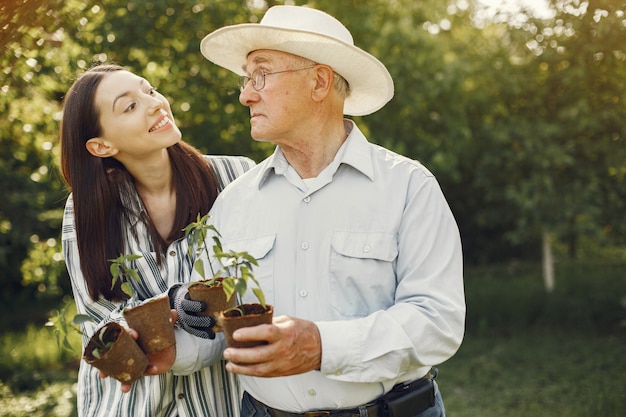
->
[239,65,317,92]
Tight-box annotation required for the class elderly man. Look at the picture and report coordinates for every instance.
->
[191,5,465,417]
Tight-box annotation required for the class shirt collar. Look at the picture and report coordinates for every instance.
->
[256,120,374,189]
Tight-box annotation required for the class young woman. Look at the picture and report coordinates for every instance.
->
[60,64,253,417]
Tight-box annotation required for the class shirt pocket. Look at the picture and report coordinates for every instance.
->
[222,234,276,304]
[329,231,398,318]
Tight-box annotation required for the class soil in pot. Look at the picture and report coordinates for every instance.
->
[187,278,237,332]
[123,296,175,354]
[218,304,274,348]
[83,321,148,384]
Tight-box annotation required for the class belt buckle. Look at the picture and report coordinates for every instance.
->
[304,412,331,417]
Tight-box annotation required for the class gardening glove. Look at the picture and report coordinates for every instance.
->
[168,283,216,339]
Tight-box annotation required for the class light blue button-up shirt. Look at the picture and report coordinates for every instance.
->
[209,121,465,412]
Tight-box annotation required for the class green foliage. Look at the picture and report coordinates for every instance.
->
[184,213,221,281]
[45,303,91,353]
[1,0,625,333]
[0,323,79,392]
[215,249,264,309]
[184,214,266,310]
[108,254,143,298]
[464,261,626,335]
[88,326,115,360]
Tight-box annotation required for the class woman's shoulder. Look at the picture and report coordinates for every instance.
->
[204,155,257,190]
[204,154,256,168]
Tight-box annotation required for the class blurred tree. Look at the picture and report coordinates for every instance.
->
[1,0,77,327]
[449,0,626,288]
[0,0,624,327]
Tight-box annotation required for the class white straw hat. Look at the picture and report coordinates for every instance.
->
[200,5,394,116]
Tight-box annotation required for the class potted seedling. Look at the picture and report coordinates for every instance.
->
[47,304,148,384]
[183,214,237,332]
[110,253,176,354]
[214,247,273,348]
[83,321,149,384]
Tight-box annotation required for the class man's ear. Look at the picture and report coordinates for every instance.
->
[312,65,334,101]
[85,138,118,158]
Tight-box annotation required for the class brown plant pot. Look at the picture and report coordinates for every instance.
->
[83,322,148,384]
[188,278,238,332]
[123,296,175,354]
[218,304,274,348]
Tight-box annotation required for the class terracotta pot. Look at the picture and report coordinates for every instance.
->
[123,296,175,354]
[83,322,148,384]
[187,278,237,332]
[218,304,274,348]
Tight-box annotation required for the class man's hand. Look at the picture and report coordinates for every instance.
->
[222,316,322,377]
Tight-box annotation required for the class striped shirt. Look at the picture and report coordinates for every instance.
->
[62,155,255,417]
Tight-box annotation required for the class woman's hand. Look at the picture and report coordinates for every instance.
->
[100,310,178,393]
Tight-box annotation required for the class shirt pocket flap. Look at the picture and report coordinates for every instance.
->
[222,234,276,260]
[331,231,398,262]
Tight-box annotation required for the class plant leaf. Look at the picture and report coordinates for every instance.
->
[72,314,93,325]
[194,259,205,278]
[110,263,120,279]
[252,288,266,308]
[121,282,134,297]
[222,278,236,301]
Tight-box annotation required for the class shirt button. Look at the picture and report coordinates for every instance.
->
[299,289,308,297]
[363,245,371,253]
[301,242,309,250]
[177,393,185,399]
[303,196,311,203]
[308,389,317,397]
[169,251,176,256]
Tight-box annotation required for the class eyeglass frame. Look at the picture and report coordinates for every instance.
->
[238,65,317,92]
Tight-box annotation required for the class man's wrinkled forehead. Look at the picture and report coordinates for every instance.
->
[242,50,299,72]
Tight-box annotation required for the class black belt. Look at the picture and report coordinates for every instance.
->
[245,374,434,417]
[248,393,381,417]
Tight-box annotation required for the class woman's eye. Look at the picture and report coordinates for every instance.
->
[148,87,157,95]
[124,102,136,112]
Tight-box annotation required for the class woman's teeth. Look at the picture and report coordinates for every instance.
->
[149,117,169,132]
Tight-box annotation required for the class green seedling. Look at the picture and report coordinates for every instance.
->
[46,303,93,352]
[183,213,267,316]
[184,213,222,284]
[109,253,143,298]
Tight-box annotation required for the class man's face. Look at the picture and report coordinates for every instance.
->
[239,50,317,145]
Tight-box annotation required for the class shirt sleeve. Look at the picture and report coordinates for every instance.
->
[170,329,227,375]
[316,175,466,383]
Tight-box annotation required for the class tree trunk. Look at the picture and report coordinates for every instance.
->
[542,230,555,293]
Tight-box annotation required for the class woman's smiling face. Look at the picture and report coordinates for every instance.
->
[92,70,181,159]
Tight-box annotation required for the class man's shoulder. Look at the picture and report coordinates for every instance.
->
[369,143,435,179]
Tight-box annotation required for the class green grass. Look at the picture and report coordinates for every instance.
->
[0,302,80,417]
[439,261,626,416]
[0,261,624,416]
[439,329,625,416]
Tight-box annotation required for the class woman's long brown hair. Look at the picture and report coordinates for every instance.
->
[60,65,218,301]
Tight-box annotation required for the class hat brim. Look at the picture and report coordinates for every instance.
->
[201,24,394,116]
